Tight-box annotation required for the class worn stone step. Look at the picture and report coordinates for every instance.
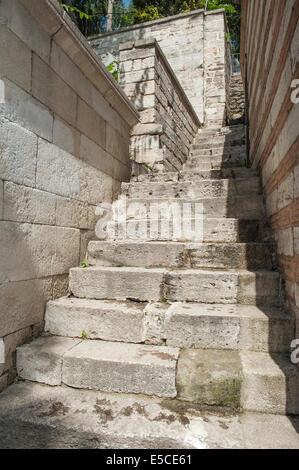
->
[133,167,259,183]
[109,195,264,220]
[183,159,246,170]
[240,351,299,415]
[191,144,246,155]
[45,298,294,353]
[105,218,265,243]
[196,125,244,139]
[122,178,261,199]
[69,266,281,305]
[87,241,273,270]
[45,298,146,344]
[176,349,299,414]
[17,336,179,398]
[194,137,245,147]
[2,383,299,449]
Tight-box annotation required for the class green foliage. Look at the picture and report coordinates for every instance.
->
[81,260,89,268]
[141,162,153,171]
[58,0,91,19]
[106,60,119,82]
[81,330,88,339]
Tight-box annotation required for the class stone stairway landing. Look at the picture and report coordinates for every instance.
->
[10,124,299,447]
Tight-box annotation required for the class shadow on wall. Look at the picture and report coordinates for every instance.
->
[219,127,299,432]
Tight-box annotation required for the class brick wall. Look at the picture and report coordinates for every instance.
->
[90,9,231,127]
[0,0,138,391]
[119,39,200,171]
[238,0,298,339]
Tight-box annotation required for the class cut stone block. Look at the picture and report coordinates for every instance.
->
[17,336,81,386]
[62,339,179,398]
[45,297,145,343]
[241,351,299,415]
[176,349,243,410]
[69,266,164,301]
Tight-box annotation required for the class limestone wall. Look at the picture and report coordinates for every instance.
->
[119,39,200,171]
[228,74,245,124]
[0,0,138,391]
[90,9,230,127]
[238,0,298,339]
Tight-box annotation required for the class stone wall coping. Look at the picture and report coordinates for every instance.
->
[19,0,140,127]
[89,8,225,43]
[120,39,202,128]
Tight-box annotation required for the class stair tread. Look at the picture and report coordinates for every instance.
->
[1,382,298,449]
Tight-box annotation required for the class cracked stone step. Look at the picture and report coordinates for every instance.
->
[191,145,246,155]
[133,167,259,183]
[87,241,273,270]
[69,266,281,305]
[17,336,179,398]
[109,196,264,220]
[45,298,294,353]
[122,178,261,199]
[105,218,265,243]
[1,383,298,449]
[240,351,299,415]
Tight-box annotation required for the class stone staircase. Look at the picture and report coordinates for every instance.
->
[1,124,298,448]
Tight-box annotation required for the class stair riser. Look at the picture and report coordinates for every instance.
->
[184,160,246,170]
[45,302,294,353]
[87,242,273,270]
[104,219,264,243]
[191,145,246,155]
[17,338,179,398]
[69,268,281,306]
[123,178,261,199]
[106,197,264,221]
[194,138,245,147]
[134,168,259,183]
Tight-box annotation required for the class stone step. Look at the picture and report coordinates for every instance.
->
[104,218,265,243]
[2,383,299,449]
[17,336,179,398]
[45,298,294,353]
[194,137,245,147]
[122,178,261,200]
[108,196,264,220]
[240,351,299,415]
[196,125,244,138]
[177,349,299,415]
[191,144,246,155]
[183,159,246,171]
[69,266,281,305]
[87,241,273,270]
[133,167,259,183]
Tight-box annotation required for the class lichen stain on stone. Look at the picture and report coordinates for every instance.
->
[39,401,70,417]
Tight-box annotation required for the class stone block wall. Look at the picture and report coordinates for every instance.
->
[238,0,298,340]
[0,0,138,391]
[119,39,200,171]
[90,9,231,127]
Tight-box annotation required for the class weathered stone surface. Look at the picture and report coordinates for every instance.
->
[62,339,179,397]
[45,298,145,343]
[0,25,32,92]
[0,79,53,141]
[77,99,106,150]
[0,278,52,337]
[177,349,242,410]
[32,54,77,128]
[2,326,32,374]
[70,266,164,301]
[4,182,57,225]
[0,222,80,282]
[241,351,299,415]
[0,118,37,186]
[53,117,80,157]
[143,302,168,345]
[17,336,81,386]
